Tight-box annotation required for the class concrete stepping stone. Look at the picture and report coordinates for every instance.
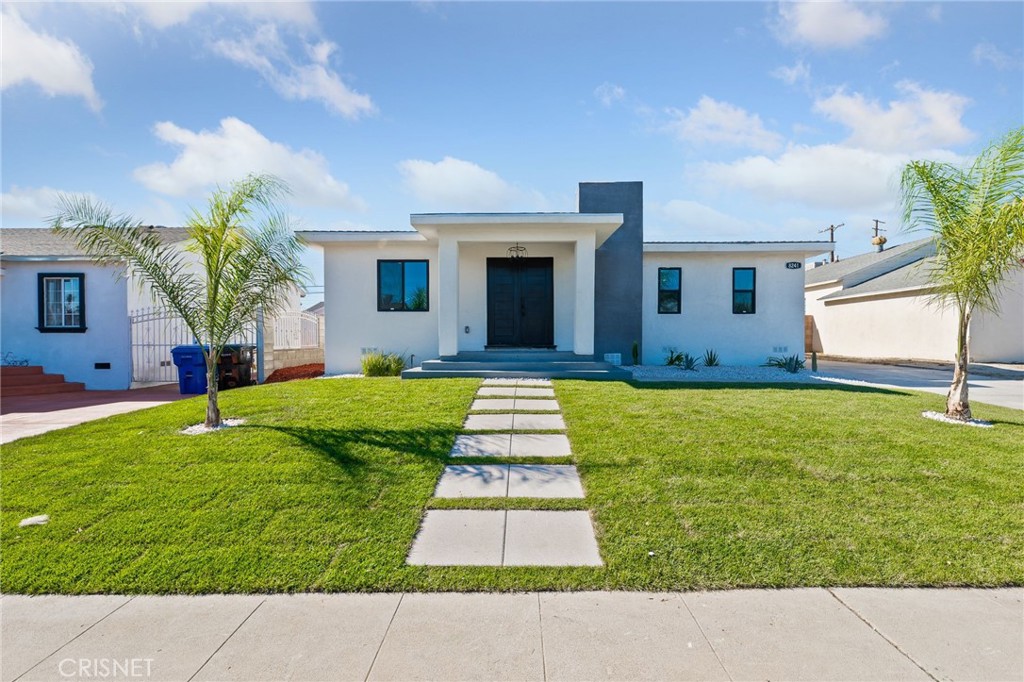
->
[477,387,517,397]
[435,465,509,498]
[508,465,584,498]
[450,434,511,457]
[518,379,553,387]
[515,387,555,398]
[510,433,571,457]
[470,399,516,412]
[514,399,560,412]
[513,413,565,431]
[463,413,514,431]
[503,511,602,566]
[407,510,504,565]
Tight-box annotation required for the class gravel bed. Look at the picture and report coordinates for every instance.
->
[181,418,246,435]
[921,411,993,428]
[629,364,821,383]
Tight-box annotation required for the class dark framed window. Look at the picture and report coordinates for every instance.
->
[732,267,756,314]
[658,267,681,314]
[377,260,429,311]
[37,273,87,332]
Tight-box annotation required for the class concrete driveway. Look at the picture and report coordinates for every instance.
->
[815,360,1024,411]
[1,384,187,444]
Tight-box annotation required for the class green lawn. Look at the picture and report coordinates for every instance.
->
[2,377,1021,593]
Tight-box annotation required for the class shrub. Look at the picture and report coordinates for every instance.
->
[362,352,406,376]
[680,352,701,371]
[764,354,805,373]
[666,349,701,370]
[631,340,640,365]
[703,349,720,367]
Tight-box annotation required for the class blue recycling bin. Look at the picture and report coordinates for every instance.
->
[171,345,208,395]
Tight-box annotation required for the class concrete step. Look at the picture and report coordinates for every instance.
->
[421,360,612,372]
[443,351,594,363]
[0,365,44,377]
[1,381,86,397]
[402,367,631,381]
[1,372,67,387]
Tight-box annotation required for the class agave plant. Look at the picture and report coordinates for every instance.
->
[665,349,684,366]
[764,354,805,373]
[680,352,702,371]
[702,349,720,367]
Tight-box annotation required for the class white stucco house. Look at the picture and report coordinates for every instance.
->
[301,182,832,377]
[0,227,317,391]
[805,238,1024,363]
[0,227,191,390]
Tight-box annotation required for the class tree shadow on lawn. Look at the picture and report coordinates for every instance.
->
[240,424,457,471]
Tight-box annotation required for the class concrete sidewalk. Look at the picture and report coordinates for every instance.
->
[816,359,1024,411]
[0,384,186,444]
[3,588,1020,681]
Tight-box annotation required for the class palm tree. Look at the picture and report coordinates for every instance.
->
[51,174,310,427]
[899,127,1024,420]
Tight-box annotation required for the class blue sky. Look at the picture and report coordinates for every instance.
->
[3,1,1022,294]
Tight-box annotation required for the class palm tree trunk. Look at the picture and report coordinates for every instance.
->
[205,355,221,428]
[946,307,971,420]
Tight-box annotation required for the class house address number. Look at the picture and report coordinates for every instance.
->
[785,262,802,269]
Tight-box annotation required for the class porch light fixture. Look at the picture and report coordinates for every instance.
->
[507,242,528,260]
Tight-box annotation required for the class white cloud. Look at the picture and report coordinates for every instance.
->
[925,4,943,22]
[397,157,547,211]
[211,24,374,119]
[665,97,782,152]
[773,2,887,50]
[594,82,626,107]
[1,185,100,226]
[813,81,973,153]
[115,1,317,30]
[696,144,963,212]
[133,117,364,210]
[648,200,766,241]
[770,60,811,86]
[972,42,1021,70]
[0,6,102,112]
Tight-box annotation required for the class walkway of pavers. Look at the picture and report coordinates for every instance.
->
[408,378,602,567]
[3,588,1020,681]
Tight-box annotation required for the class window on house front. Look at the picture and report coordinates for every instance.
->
[38,273,87,332]
[658,267,681,314]
[377,260,429,311]
[732,267,756,314]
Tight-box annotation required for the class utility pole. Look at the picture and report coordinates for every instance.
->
[818,223,843,262]
[871,219,887,252]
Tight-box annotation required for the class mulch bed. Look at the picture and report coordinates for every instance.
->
[264,363,325,384]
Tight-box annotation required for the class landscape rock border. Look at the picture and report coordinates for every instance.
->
[180,418,247,436]
[921,411,993,428]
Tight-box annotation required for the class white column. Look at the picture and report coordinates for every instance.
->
[437,237,460,357]
[574,233,596,356]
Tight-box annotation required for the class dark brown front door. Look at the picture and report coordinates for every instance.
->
[486,257,554,347]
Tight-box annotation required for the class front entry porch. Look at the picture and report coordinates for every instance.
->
[401,349,631,380]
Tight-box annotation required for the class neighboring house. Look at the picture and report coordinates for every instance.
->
[304,301,325,318]
[301,182,832,376]
[0,227,190,390]
[0,228,321,390]
[805,238,1024,363]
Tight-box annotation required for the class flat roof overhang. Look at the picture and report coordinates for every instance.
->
[410,213,624,247]
[644,241,834,258]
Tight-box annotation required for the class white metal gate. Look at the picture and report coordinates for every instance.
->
[129,307,258,383]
